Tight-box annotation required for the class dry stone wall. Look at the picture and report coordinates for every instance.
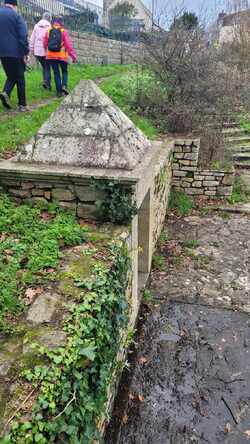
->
[0,179,105,220]
[172,139,234,198]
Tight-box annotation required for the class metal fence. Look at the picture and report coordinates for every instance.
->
[0,0,102,24]
[0,0,143,42]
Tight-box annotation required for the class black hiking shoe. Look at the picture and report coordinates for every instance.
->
[18,105,30,113]
[62,87,69,95]
[57,92,63,98]
[42,82,52,91]
[0,92,11,109]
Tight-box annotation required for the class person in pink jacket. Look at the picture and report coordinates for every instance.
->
[30,12,52,89]
[43,16,77,97]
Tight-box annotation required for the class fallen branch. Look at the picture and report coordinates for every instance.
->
[221,396,239,425]
[5,387,37,430]
[54,391,76,420]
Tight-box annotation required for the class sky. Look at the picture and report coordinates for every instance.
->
[92,0,227,16]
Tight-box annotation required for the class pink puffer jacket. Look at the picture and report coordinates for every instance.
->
[30,19,51,57]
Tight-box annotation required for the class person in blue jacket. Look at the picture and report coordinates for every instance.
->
[0,0,29,111]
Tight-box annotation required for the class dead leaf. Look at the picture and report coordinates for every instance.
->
[129,392,145,403]
[24,287,43,305]
[0,233,6,242]
[225,423,232,433]
[245,430,250,437]
[122,414,129,424]
[40,211,53,221]
[138,357,148,365]
[46,268,55,273]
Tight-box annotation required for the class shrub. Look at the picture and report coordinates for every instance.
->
[169,191,193,216]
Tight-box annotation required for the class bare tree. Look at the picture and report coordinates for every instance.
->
[133,9,250,165]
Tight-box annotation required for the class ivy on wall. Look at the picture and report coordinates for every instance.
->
[2,242,131,444]
[91,179,138,225]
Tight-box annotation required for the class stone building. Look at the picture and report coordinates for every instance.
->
[218,9,250,43]
[102,0,152,31]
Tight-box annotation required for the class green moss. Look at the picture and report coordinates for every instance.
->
[0,337,23,373]
[59,253,94,299]
[87,231,110,243]
[0,385,8,426]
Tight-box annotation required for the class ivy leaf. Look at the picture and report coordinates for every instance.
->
[53,355,63,364]
[79,347,96,361]
[34,432,45,443]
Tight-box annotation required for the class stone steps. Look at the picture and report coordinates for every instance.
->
[239,145,250,152]
[240,171,250,186]
[226,135,250,146]
[233,152,250,162]
[223,122,240,129]
[222,128,246,138]
[234,161,250,169]
[214,203,250,214]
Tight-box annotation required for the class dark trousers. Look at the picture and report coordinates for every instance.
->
[49,60,68,93]
[36,56,51,87]
[0,57,26,106]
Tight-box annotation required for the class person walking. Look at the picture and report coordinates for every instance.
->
[0,0,29,111]
[30,12,52,90]
[44,16,77,97]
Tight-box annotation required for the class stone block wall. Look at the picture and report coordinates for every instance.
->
[28,22,142,65]
[70,31,142,65]
[0,178,107,219]
[153,152,172,248]
[172,139,234,198]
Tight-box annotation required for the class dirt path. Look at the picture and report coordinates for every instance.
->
[107,212,250,444]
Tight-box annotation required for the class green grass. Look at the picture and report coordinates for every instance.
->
[0,64,132,154]
[0,195,88,332]
[0,64,159,154]
[101,73,159,139]
[0,64,131,107]
[152,253,166,271]
[0,100,60,153]
[228,176,250,204]
[169,191,193,216]
[183,239,199,249]
[240,116,250,134]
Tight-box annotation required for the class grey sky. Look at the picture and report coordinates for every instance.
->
[93,0,227,18]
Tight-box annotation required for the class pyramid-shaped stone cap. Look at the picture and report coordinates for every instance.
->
[17,80,151,171]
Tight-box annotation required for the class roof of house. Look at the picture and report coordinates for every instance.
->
[222,9,250,26]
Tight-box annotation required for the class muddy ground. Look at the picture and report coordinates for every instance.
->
[106,212,250,444]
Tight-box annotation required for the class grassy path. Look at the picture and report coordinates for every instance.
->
[0,64,132,157]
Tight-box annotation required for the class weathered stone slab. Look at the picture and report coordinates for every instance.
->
[52,188,75,201]
[17,81,151,171]
[26,292,62,324]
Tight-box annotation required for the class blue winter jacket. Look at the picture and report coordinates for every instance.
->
[0,6,29,58]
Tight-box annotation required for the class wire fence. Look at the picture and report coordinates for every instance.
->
[0,0,144,42]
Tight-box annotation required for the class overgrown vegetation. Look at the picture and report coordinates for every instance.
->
[2,243,131,443]
[101,72,160,139]
[91,179,137,224]
[240,116,250,134]
[169,191,193,216]
[110,1,136,18]
[127,10,250,165]
[0,195,87,332]
[228,176,250,204]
